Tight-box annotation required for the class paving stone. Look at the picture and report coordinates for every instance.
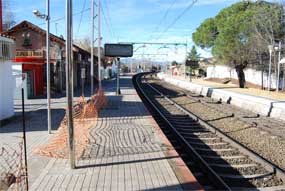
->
[2,77,187,191]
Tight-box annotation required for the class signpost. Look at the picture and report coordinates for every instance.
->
[104,43,133,95]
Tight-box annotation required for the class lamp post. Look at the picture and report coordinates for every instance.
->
[275,41,281,92]
[33,0,51,134]
[268,45,273,91]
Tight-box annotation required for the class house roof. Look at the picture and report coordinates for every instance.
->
[0,33,15,40]
[2,20,94,57]
[3,20,65,45]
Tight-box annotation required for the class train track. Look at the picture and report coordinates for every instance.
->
[133,73,285,191]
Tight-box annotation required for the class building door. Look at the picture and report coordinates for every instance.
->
[25,71,34,98]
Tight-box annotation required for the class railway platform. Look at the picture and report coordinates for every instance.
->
[157,73,285,121]
[29,75,203,191]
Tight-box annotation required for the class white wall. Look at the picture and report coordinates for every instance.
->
[158,72,285,121]
[13,64,28,100]
[0,61,15,120]
[206,65,284,89]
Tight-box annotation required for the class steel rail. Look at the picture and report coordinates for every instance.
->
[146,74,285,183]
[134,73,231,190]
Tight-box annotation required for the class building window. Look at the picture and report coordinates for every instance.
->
[22,32,32,47]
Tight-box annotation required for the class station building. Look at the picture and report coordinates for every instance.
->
[3,20,101,98]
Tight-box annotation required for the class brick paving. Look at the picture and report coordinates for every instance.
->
[30,77,184,190]
[0,97,67,187]
[1,76,194,191]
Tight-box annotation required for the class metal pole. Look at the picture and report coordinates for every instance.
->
[98,0,102,89]
[46,0,52,134]
[268,50,272,91]
[21,88,29,191]
[283,64,285,90]
[277,41,281,92]
[184,43,187,79]
[117,58,120,95]
[66,0,75,169]
[131,59,133,73]
[91,0,94,95]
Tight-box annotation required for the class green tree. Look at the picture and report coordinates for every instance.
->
[192,1,284,88]
[171,60,178,66]
[186,46,200,75]
[187,45,200,61]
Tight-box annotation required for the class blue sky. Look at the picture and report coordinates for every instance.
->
[11,0,243,61]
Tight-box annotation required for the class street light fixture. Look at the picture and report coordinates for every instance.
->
[268,45,274,91]
[33,0,51,134]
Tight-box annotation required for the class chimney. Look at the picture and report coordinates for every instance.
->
[0,0,2,33]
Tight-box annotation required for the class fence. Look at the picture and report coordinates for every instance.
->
[0,138,27,191]
[34,89,107,159]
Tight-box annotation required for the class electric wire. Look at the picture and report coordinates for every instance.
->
[154,0,198,41]
[76,0,87,36]
[100,1,116,42]
[148,0,178,41]
[38,8,91,26]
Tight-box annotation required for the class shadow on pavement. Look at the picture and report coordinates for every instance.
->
[0,108,65,133]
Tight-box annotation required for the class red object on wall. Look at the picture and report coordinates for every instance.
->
[22,64,44,96]
[13,57,46,63]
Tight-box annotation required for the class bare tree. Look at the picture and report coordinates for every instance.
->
[2,0,16,31]
[74,37,91,52]
[249,2,283,89]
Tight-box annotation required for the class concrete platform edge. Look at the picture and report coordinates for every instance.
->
[157,73,285,121]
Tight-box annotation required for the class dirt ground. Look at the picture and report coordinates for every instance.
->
[203,78,285,100]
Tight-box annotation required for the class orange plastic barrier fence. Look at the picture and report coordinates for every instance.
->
[34,89,107,159]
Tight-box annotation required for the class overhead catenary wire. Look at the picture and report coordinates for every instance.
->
[154,0,198,41]
[102,0,118,42]
[148,0,178,41]
[76,0,87,36]
[100,1,116,42]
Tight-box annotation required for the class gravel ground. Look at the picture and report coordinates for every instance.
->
[143,77,285,188]
[153,78,285,172]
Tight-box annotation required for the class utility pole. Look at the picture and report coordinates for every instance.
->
[66,0,75,169]
[98,0,102,89]
[185,41,188,79]
[46,0,51,134]
[91,0,94,95]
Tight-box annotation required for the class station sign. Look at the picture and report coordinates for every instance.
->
[104,43,133,57]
